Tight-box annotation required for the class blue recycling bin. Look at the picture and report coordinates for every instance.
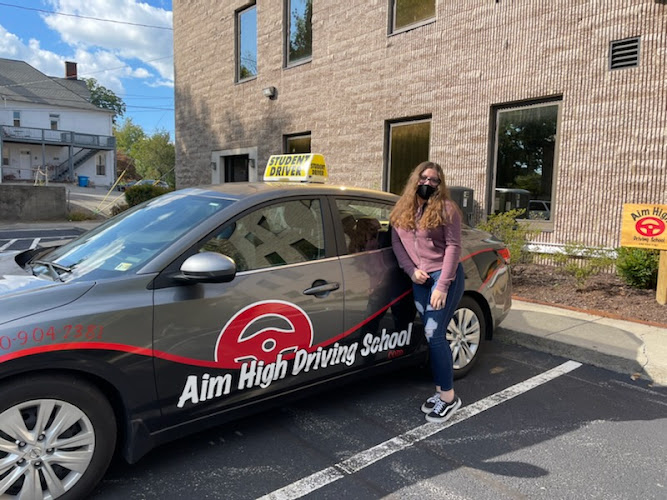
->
[78,176,89,187]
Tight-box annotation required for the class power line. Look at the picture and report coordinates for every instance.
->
[0,1,172,30]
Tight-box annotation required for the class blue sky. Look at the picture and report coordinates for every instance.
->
[0,0,174,140]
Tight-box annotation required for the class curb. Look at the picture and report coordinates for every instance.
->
[495,326,653,384]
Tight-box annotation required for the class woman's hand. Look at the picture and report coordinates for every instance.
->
[411,269,430,285]
[430,289,447,310]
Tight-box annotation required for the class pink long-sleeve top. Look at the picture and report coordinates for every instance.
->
[391,200,462,293]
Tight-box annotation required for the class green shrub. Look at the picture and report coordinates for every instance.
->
[111,203,129,216]
[616,247,659,289]
[124,184,171,207]
[67,210,98,221]
[477,209,541,265]
[552,242,615,289]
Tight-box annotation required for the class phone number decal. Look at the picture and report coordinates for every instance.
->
[0,324,104,350]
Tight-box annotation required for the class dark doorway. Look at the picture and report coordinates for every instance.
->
[224,155,250,182]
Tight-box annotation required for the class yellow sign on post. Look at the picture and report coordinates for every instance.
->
[620,203,667,305]
[620,204,667,250]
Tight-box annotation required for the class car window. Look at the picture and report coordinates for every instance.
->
[35,193,235,281]
[200,199,325,271]
[335,199,393,254]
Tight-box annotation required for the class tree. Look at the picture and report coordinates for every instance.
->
[84,78,126,123]
[114,118,146,155]
[132,130,175,186]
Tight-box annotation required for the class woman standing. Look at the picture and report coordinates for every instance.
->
[390,161,465,423]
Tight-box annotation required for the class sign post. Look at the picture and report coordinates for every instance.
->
[658,251,667,305]
[620,203,667,305]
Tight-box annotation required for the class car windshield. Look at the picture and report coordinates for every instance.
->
[31,191,235,282]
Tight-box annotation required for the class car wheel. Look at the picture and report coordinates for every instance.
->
[448,295,485,379]
[0,375,116,499]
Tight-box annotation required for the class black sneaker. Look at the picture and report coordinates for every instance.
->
[421,393,440,414]
[425,396,461,423]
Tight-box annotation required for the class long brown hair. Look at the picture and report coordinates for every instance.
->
[389,161,459,230]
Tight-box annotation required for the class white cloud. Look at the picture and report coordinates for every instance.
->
[0,25,67,79]
[132,67,151,78]
[42,0,174,84]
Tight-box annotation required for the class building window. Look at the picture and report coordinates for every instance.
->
[237,4,257,81]
[96,155,106,176]
[386,118,431,194]
[286,0,312,66]
[2,150,8,166]
[491,100,560,222]
[391,0,435,33]
[13,111,20,127]
[50,114,60,130]
[284,133,311,153]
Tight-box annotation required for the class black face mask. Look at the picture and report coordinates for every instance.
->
[416,184,436,200]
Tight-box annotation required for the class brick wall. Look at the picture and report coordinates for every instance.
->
[173,0,667,248]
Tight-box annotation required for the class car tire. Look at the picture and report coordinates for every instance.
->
[0,375,117,500]
[448,295,486,379]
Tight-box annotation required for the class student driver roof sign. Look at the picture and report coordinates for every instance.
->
[264,154,328,183]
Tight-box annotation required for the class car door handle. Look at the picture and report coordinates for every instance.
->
[303,280,340,297]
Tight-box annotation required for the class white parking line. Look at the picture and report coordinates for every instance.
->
[0,239,17,251]
[259,360,582,500]
[29,238,41,250]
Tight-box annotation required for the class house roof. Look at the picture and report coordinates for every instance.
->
[0,57,111,113]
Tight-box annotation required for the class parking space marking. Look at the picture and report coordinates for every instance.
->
[259,360,582,500]
[0,239,17,251]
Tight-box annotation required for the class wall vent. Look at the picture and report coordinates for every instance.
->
[609,37,640,70]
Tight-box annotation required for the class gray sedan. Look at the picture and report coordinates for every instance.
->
[0,181,511,499]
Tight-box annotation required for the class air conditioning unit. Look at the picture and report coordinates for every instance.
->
[449,186,474,226]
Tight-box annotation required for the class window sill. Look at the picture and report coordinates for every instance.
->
[235,75,257,85]
[516,218,554,233]
[284,57,312,70]
[388,17,436,37]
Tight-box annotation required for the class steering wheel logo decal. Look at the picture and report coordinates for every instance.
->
[215,300,313,369]
[635,217,665,237]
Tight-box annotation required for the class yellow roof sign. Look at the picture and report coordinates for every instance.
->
[264,154,328,183]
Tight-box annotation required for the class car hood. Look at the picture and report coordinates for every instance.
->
[0,252,94,325]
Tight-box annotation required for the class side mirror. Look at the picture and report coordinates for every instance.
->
[173,252,237,284]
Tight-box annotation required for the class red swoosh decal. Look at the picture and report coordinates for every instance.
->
[0,289,413,368]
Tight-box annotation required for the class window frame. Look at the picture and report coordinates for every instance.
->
[331,197,395,256]
[389,0,436,35]
[384,115,431,194]
[50,113,60,131]
[488,97,562,230]
[196,196,333,273]
[13,111,20,127]
[284,0,313,68]
[96,154,106,176]
[236,3,258,83]
[283,132,312,154]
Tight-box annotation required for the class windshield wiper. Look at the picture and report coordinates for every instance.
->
[31,260,73,282]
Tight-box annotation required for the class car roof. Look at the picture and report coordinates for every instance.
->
[177,182,400,204]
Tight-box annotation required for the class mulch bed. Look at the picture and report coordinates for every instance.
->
[510,263,667,327]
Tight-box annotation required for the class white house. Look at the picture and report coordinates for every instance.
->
[0,58,116,187]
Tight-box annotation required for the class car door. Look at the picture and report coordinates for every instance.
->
[331,197,422,367]
[152,197,347,426]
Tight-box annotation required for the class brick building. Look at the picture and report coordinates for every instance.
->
[173,0,667,250]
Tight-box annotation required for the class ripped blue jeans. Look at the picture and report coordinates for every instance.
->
[412,263,465,391]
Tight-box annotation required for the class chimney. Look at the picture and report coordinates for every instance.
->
[65,61,77,80]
